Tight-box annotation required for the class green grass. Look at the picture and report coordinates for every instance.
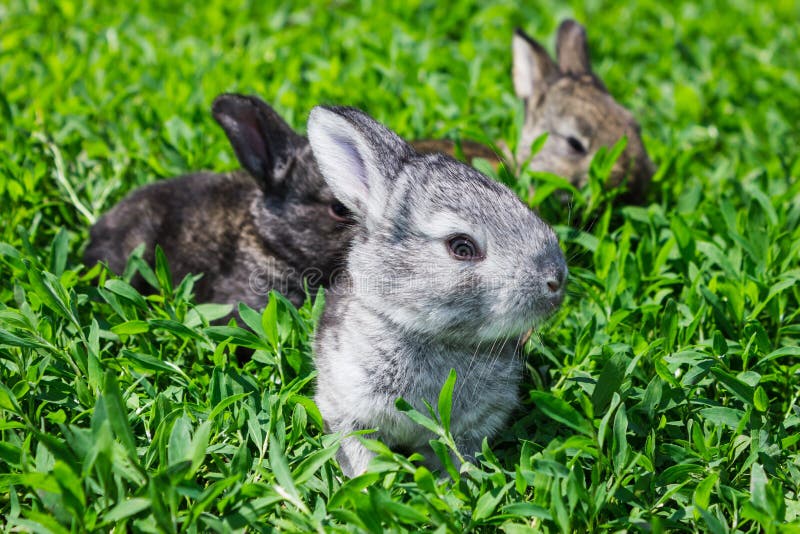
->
[1,0,799,531]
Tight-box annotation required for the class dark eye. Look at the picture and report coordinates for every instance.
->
[567,136,587,154]
[328,201,352,223]
[447,234,482,261]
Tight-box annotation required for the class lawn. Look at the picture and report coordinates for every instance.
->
[1,0,799,532]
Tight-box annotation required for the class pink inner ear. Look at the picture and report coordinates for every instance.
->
[314,133,372,219]
[338,137,369,191]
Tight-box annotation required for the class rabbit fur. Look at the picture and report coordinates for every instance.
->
[414,20,655,202]
[308,105,567,477]
[513,20,655,199]
[84,94,354,310]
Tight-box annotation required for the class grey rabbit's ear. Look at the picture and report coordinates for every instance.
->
[212,94,304,188]
[512,28,559,101]
[556,19,591,75]
[307,106,411,224]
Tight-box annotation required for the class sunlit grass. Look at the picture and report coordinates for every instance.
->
[1,0,798,531]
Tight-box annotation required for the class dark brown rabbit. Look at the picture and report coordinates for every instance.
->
[414,20,655,201]
[84,94,354,310]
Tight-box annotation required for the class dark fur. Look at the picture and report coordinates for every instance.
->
[84,94,354,310]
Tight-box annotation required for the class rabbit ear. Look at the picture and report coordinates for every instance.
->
[212,94,304,189]
[556,20,591,75]
[307,106,410,222]
[512,28,559,101]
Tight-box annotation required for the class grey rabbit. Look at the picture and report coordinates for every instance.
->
[308,105,567,477]
[414,20,655,202]
[84,94,354,310]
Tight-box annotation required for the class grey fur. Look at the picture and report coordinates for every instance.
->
[84,94,354,310]
[513,20,655,200]
[308,105,567,477]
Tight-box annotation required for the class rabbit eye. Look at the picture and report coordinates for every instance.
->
[566,136,587,154]
[447,234,482,261]
[328,201,352,223]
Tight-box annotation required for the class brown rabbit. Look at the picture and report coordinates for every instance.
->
[84,94,354,310]
[513,20,654,200]
[414,20,655,201]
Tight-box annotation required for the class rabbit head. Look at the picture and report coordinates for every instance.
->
[309,106,567,477]
[211,94,354,296]
[513,20,655,200]
[308,105,566,342]
[85,94,354,310]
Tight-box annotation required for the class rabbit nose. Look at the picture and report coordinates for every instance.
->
[545,265,567,294]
